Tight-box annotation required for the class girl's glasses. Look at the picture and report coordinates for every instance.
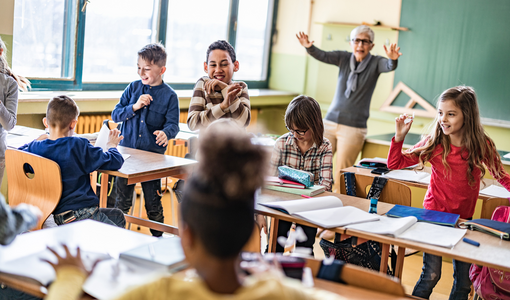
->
[286,125,308,136]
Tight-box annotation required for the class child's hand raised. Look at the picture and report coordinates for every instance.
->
[204,79,228,94]
[220,84,242,111]
[106,128,123,149]
[133,94,153,111]
[395,113,413,142]
[296,31,314,48]
[383,43,402,60]
[153,130,168,147]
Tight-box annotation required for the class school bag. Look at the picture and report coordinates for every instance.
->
[469,205,510,300]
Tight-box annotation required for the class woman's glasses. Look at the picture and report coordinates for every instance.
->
[286,125,308,136]
[351,39,372,46]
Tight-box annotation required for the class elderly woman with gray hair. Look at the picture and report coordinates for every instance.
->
[297,25,402,191]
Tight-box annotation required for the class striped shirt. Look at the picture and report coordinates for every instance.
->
[269,133,333,191]
[187,76,251,130]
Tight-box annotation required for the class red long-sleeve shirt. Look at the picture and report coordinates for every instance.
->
[387,137,510,219]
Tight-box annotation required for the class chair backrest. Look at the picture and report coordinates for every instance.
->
[339,173,412,206]
[480,197,510,219]
[304,258,406,296]
[6,148,62,230]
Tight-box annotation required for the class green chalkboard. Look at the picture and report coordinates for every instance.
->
[394,0,510,123]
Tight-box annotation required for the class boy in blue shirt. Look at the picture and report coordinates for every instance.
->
[109,42,180,237]
[20,95,125,227]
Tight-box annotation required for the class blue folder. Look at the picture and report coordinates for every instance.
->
[386,205,460,227]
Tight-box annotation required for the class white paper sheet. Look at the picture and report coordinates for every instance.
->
[479,185,510,198]
[383,169,431,184]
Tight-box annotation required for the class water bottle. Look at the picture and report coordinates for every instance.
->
[369,198,378,214]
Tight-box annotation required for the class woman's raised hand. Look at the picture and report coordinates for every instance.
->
[383,43,402,60]
[296,32,313,48]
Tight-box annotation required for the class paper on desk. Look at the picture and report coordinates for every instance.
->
[480,185,510,198]
[383,169,431,184]
[83,259,169,300]
[94,123,130,160]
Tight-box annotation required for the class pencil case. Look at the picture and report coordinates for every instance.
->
[278,166,314,188]
[459,219,510,240]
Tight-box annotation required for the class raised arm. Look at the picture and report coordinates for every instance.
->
[387,114,420,170]
[378,43,401,73]
[297,32,346,66]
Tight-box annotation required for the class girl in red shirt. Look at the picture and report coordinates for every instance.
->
[387,86,510,300]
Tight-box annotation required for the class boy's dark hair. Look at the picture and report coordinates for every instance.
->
[180,120,267,259]
[138,42,167,67]
[46,95,80,130]
[285,95,324,147]
[206,40,236,63]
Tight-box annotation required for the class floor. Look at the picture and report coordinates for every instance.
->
[128,189,456,300]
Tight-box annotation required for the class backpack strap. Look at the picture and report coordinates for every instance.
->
[366,177,388,200]
[343,172,357,196]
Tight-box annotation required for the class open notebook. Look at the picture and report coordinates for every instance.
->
[259,196,380,228]
[345,216,466,248]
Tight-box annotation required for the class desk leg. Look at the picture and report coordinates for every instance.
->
[268,217,279,253]
[394,246,406,279]
[380,243,390,275]
[99,173,109,208]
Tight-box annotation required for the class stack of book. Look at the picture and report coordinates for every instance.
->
[264,176,326,196]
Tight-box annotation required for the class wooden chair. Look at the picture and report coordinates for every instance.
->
[480,197,509,219]
[5,148,62,230]
[304,257,406,297]
[339,172,412,206]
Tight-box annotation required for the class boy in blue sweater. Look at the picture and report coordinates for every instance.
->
[20,95,125,227]
[109,42,180,236]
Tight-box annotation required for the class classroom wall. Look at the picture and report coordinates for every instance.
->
[268,0,510,151]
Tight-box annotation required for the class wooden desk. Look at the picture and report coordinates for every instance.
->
[257,189,510,277]
[0,220,156,299]
[314,278,412,299]
[98,146,197,208]
[341,166,499,202]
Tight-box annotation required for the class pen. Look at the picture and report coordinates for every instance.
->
[301,195,312,199]
[462,237,480,247]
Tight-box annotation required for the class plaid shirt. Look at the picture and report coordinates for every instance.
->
[187,76,251,130]
[269,133,333,191]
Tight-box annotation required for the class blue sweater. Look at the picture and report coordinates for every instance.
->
[20,137,124,214]
[112,80,180,154]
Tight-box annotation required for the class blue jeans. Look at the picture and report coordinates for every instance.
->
[53,206,126,228]
[109,176,164,236]
[412,253,472,300]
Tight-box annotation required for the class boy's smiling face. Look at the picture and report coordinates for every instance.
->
[204,49,239,84]
[138,56,166,86]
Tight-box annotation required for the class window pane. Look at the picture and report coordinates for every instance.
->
[235,0,272,81]
[12,0,76,79]
[165,0,229,83]
[82,0,156,83]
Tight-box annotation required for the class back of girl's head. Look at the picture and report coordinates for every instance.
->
[285,95,324,146]
[180,120,267,259]
[0,37,31,92]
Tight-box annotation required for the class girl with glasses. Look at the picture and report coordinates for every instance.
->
[269,95,333,256]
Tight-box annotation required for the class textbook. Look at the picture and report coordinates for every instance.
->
[265,176,305,189]
[264,184,326,196]
[382,169,431,184]
[346,216,467,248]
[119,236,187,270]
[386,205,460,227]
[259,196,380,228]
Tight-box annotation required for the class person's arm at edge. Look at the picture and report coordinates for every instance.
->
[0,194,38,245]
[269,138,284,177]
[0,78,18,131]
[111,83,136,123]
[161,92,180,140]
[45,266,87,300]
[306,45,345,66]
